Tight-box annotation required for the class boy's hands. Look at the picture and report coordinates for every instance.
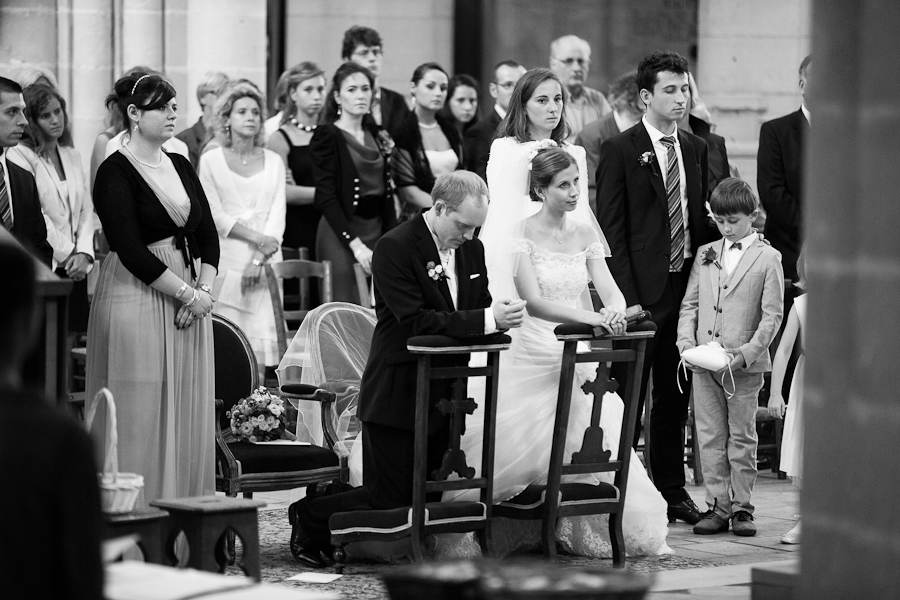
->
[768,393,786,419]
[715,351,745,377]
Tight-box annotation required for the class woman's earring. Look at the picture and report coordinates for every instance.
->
[337,104,342,116]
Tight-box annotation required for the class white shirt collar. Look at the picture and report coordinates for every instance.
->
[642,115,679,145]
[423,210,452,253]
[728,230,757,251]
[801,103,811,125]
[494,104,507,120]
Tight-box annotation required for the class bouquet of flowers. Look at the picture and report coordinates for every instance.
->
[226,387,295,443]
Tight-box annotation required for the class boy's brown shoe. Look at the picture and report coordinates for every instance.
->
[693,509,729,534]
[731,511,757,537]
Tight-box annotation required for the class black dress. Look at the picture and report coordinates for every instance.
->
[276,128,321,256]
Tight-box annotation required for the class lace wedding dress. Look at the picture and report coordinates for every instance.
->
[435,238,672,559]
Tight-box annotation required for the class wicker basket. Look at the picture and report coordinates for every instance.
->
[85,388,144,514]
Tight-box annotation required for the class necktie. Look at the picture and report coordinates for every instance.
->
[660,136,684,271]
[0,160,12,231]
[730,242,742,250]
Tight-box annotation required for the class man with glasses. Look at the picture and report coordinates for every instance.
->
[342,25,409,137]
[463,60,526,181]
[549,35,611,141]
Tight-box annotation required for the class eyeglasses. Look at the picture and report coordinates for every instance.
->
[493,81,517,90]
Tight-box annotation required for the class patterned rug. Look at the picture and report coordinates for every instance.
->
[230,508,725,599]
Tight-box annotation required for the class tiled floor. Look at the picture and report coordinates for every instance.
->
[248,470,801,599]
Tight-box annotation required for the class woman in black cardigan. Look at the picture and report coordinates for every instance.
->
[391,62,461,220]
[311,62,397,303]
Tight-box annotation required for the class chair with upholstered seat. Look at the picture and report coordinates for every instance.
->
[211,313,346,502]
[492,319,655,567]
[328,333,511,573]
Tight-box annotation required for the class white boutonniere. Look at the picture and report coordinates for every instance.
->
[426,261,448,282]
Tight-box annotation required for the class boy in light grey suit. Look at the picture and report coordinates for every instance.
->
[677,178,784,537]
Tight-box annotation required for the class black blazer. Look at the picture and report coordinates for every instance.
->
[688,115,730,195]
[596,122,714,307]
[5,157,52,267]
[358,213,492,431]
[175,118,208,170]
[463,108,503,181]
[380,86,411,140]
[757,108,806,280]
[392,111,462,194]
[576,112,622,211]
[310,123,398,248]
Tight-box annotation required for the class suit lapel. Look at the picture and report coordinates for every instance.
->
[723,242,763,298]
[454,243,472,309]
[678,131,702,208]
[707,241,723,297]
[632,124,667,205]
[413,214,455,309]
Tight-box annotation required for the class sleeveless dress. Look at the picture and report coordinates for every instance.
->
[779,294,806,481]
[277,128,321,254]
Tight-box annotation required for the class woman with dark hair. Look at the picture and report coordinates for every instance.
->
[440,146,670,559]
[310,62,397,303]
[392,62,460,218]
[86,72,219,508]
[439,74,480,138]
[267,62,326,255]
[199,81,285,371]
[8,84,94,331]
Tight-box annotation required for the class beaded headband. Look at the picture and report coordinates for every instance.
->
[131,74,151,96]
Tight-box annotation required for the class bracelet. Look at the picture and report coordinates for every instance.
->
[198,283,212,295]
[252,258,264,267]
[174,283,189,299]
[185,288,200,307]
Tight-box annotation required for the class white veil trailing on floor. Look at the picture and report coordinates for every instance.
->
[275,302,377,457]
[479,136,610,312]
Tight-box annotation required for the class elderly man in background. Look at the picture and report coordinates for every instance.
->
[550,34,611,141]
[463,59,527,181]
[576,70,644,213]
[176,71,230,169]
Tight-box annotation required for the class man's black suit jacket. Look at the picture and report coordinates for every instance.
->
[757,108,806,281]
[5,157,53,267]
[596,122,712,307]
[380,86,411,140]
[463,108,503,181]
[358,213,492,432]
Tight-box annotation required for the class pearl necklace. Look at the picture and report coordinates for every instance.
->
[290,117,317,133]
[124,141,162,169]
[418,120,439,130]
[229,146,258,166]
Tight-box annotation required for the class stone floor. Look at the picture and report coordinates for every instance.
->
[243,469,801,599]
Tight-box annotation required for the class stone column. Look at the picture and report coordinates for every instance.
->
[696,0,811,190]
[799,1,900,597]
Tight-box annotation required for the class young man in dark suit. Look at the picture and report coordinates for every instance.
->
[757,55,811,282]
[0,76,52,267]
[291,171,525,567]
[596,51,714,526]
[463,60,526,181]
[342,25,409,138]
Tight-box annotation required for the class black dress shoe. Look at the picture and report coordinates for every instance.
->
[288,501,327,567]
[291,545,328,569]
[667,498,702,525]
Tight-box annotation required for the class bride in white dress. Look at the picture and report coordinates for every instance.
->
[438,69,671,559]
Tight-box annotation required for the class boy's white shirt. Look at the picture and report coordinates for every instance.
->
[721,231,758,275]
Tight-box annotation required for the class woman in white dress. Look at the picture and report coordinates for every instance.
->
[8,84,94,331]
[199,81,286,370]
[438,69,671,559]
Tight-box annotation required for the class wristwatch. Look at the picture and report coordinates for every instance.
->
[252,258,264,267]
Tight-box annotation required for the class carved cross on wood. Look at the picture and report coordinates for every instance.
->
[433,379,477,481]
[572,364,617,465]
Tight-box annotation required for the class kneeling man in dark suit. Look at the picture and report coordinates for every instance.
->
[291,171,525,567]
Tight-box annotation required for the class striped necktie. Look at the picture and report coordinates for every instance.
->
[0,160,12,231]
[660,136,684,272]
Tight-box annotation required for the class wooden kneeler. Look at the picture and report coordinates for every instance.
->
[492,318,655,567]
[329,333,510,573]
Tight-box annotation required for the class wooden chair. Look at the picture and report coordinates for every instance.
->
[212,313,346,502]
[265,259,333,359]
[493,319,655,567]
[353,263,372,308]
[329,333,511,573]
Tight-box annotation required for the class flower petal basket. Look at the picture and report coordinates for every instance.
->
[85,388,144,513]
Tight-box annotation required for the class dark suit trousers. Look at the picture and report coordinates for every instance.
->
[613,270,691,504]
[295,420,450,548]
